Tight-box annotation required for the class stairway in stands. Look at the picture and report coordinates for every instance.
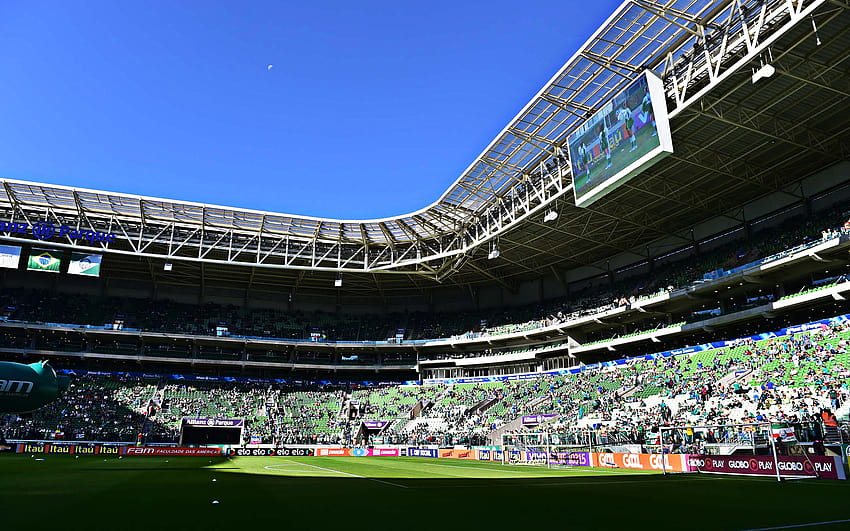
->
[486,416,527,445]
[141,378,168,438]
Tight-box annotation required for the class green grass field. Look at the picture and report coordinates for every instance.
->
[1,455,849,530]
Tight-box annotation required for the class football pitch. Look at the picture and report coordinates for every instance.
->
[2,455,849,530]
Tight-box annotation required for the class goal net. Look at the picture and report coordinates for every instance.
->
[501,432,593,469]
[659,422,823,482]
[502,432,549,466]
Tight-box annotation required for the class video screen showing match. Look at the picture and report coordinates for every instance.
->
[568,70,673,207]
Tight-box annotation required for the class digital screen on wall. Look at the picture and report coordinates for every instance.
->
[27,248,62,273]
[0,245,22,269]
[68,253,102,277]
[568,70,673,207]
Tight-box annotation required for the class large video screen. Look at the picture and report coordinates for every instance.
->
[568,70,673,207]
[0,245,22,269]
[68,252,102,277]
[180,418,244,445]
[27,248,62,273]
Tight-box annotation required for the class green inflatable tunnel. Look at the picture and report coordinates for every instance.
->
[0,361,69,414]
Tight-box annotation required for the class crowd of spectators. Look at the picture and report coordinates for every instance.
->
[0,374,154,441]
[0,209,846,348]
[1,321,848,446]
[2,208,850,446]
[420,342,566,362]
[531,324,850,448]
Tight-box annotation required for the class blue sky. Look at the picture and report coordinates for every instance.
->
[0,1,621,219]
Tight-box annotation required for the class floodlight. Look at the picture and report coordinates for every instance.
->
[752,63,775,83]
[488,239,500,260]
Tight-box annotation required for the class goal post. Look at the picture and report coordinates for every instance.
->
[659,422,823,482]
[501,432,550,467]
[500,432,593,469]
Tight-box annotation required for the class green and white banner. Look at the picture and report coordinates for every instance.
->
[772,424,798,443]
[68,253,102,277]
[27,249,61,273]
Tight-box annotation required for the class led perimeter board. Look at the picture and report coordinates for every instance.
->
[568,70,673,207]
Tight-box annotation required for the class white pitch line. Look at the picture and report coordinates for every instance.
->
[263,465,339,474]
[548,467,658,475]
[738,519,850,531]
[413,462,528,473]
[268,460,409,489]
[408,476,726,489]
[413,461,655,476]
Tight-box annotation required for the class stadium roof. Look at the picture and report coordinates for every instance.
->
[1,0,849,299]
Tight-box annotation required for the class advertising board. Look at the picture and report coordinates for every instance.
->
[122,447,223,457]
[227,447,315,457]
[439,449,477,460]
[592,452,688,472]
[407,448,439,458]
[687,455,845,480]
